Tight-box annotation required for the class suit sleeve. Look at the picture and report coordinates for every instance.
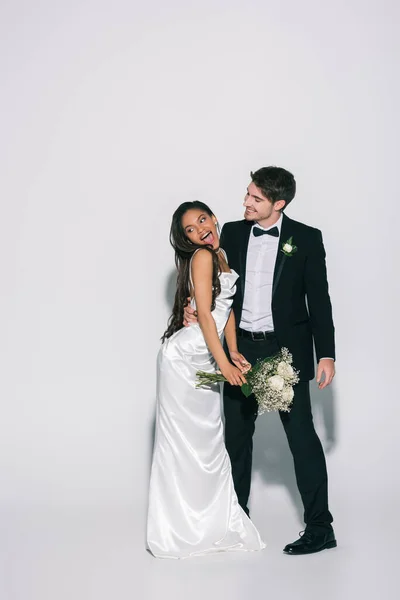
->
[219,224,226,249]
[304,230,336,362]
[219,223,232,259]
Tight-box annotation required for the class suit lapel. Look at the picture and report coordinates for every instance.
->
[238,220,252,303]
[272,213,291,297]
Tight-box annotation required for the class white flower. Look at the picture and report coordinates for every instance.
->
[283,243,293,253]
[277,361,294,379]
[281,386,294,403]
[267,375,285,391]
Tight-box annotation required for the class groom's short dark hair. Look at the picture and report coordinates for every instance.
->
[250,166,296,209]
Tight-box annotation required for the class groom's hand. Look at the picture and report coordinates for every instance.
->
[230,351,251,374]
[316,358,335,389]
[183,298,198,327]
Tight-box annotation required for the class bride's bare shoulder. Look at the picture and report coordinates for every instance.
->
[191,248,213,265]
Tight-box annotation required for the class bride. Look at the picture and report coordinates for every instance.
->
[147,201,265,559]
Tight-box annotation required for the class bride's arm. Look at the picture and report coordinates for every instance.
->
[224,311,251,373]
[191,250,246,386]
[224,310,238,355]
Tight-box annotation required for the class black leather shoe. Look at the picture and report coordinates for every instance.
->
[283,529,337,555]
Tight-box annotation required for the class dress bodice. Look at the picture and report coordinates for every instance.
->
[190,269,238,333]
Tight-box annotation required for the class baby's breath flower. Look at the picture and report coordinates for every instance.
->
[282,386,294,403]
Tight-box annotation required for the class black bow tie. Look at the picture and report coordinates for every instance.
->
[253,225,279,238]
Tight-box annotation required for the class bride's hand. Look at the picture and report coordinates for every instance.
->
[229,351,251,374]
[220,362,247,386]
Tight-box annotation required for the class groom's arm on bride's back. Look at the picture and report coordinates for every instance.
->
[183,300,197,326]
[304,227,335,363]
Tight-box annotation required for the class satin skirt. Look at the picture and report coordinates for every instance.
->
[146,323,265,559]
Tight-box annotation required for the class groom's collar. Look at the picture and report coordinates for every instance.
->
[253,213,283,233]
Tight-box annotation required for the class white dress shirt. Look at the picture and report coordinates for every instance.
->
[238,215,334,362]
[239,215,283,332]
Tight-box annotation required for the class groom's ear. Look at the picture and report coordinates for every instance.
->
[274,199,286,212]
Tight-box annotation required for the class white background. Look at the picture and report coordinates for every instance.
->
[1,1,399,599]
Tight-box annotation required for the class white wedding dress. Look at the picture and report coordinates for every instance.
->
[147,252,265,558]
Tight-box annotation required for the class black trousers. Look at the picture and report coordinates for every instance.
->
[223,333,333,531]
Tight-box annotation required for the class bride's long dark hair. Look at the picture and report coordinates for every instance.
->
[161,201,221,342]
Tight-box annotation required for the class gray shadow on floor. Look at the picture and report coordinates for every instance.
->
[251,374,337,524]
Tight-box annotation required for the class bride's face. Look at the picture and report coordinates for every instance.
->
[182,209,219,249]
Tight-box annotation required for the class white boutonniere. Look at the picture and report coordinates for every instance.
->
[281,237,297,257]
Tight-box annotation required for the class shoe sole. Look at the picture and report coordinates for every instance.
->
[283,540,337,555]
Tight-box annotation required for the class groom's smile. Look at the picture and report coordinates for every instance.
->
[243,181,284,228]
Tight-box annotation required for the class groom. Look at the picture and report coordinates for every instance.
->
[185,166,336,555]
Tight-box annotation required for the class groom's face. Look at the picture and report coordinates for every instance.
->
[243,182,277,222]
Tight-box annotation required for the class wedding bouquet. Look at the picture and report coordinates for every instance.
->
[196,347,299,414]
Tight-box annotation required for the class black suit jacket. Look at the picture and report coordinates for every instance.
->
[220,214,335,381]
